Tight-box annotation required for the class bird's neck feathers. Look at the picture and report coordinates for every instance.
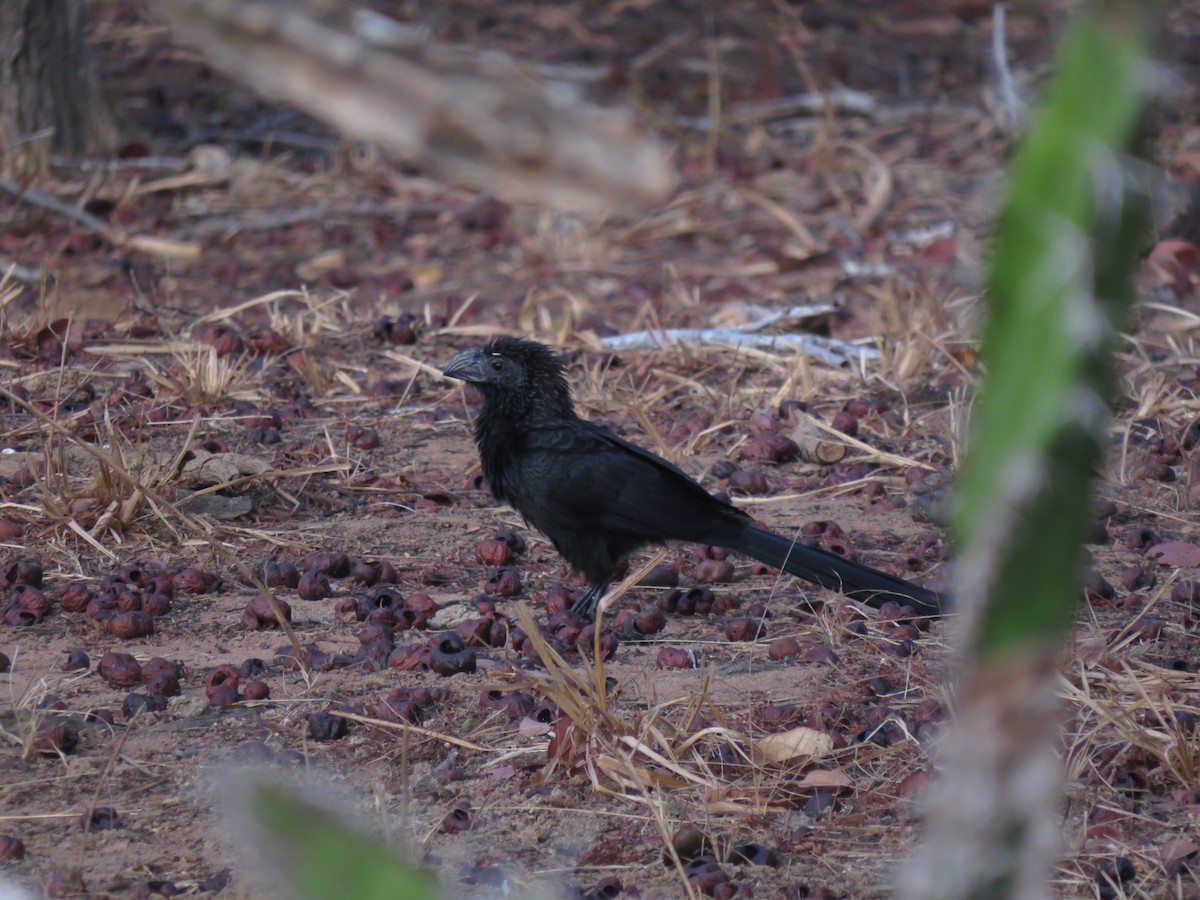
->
[472,356,577,455]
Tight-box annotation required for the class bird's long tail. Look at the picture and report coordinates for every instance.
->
[732,526,944,616]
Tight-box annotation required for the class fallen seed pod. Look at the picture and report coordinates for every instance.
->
[307,711,349,741]
[109,610,155,639]
[428,634,477,676]
[0,835,25,861]
[441,804,472,834]
[98,652,143,688]
[34,723,78,755]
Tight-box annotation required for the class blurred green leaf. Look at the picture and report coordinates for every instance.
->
[248,781,440,900]
[952,2,1162,658]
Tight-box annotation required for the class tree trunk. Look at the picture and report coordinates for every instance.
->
[0,0,117,165]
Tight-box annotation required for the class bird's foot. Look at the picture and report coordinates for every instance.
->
[568,584,606,620]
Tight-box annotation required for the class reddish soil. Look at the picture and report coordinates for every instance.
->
[2,2,1200,898]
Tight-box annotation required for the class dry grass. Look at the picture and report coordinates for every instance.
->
[1,250,1196,895]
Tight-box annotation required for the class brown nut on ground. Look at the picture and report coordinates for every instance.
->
[110,610,155,639]
[634,607,666,635]
[302,551,351,577]
[81,807,119,832]
[207,683,240,708]
[297,572,331,602]
[307,711,349,741]
[243,595,292,629]
[146,672,181,697]
[3,607,38,627]
[441,804,472,835]
[670,824,714,862]
[767,636,803,659]
[475,539,512,566]
[205,666,240,702]
[484,567,521,597]
[728,470,770,494]
[115,586,142,612]
[34,723,78,756]
[5,557,43,587]
[262,560,301,589]
[98,652,143,688]
[696,556,729,585]
[0,834,25,861]
[726,617,766,642]
[142,657,182,680]
[59,583,94,612]
[577,626,619,660]
[133,879,179,898]
[387,644,426,671]
[428,634,477,676]
[141,594,172,616]
[15,585,52,618]
[242,680,270,701]
[404,592,439,625]
[171,566,218,594]
[656,647,695,669]
[351,558,396,586]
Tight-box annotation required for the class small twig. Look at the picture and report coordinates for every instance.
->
[0,173,118,241]
[50,155,190,172]
[702,2,722,181]
[178,201,445,238]
[334,711,493,753]
[382,349,449,380]
[990,4,1028,131]
[739,189,821,250]
[677,88,876,130]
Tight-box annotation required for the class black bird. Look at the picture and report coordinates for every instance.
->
[444,337,943,618]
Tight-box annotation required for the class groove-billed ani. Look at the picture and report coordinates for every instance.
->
[444,336,943,618]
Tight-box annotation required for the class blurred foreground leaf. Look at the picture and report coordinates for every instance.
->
[247,780,439,900]
[953,1,1161,658]
[904,2,1166,897]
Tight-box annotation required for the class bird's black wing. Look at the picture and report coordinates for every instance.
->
[513,421,749,547]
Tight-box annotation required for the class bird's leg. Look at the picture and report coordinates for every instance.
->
[569,581,609,619]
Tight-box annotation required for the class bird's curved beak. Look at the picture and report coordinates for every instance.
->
[443,348,488,383]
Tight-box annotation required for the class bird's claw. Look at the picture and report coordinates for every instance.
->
[568,585,605,619]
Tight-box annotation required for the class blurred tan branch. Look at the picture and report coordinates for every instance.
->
[143,0,675,212]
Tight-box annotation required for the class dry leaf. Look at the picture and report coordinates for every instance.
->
[799,768,853,789]
[1146,542,1200,568]
[753,726,833,764]
[518,716,552,738]
[1156,837,1199,862]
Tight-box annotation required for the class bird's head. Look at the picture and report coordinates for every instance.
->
[443,336,574,417]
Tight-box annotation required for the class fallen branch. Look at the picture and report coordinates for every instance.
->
[600,314,877,367]
[0,172,203,259]
[0,172,116,240]
[144,0,674,213]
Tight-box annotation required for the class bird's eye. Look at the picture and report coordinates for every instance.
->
[489,358,505,372]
